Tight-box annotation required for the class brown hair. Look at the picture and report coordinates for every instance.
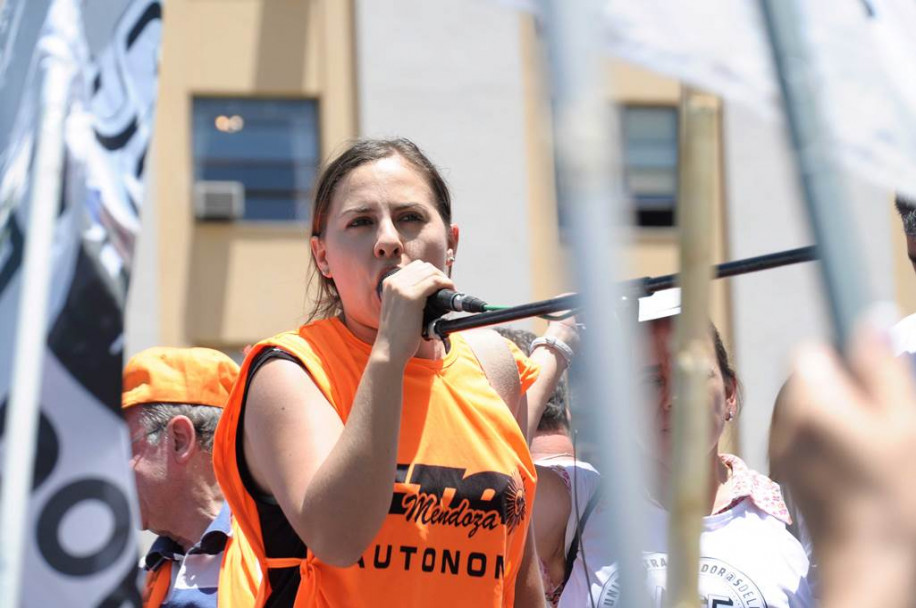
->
[494,327,571,434]
[711,323,742,411]
[307,138,453,321]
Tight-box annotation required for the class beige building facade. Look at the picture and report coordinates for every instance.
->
[135,0,357,355]
[135,0,719,349]
[127,0,909,469]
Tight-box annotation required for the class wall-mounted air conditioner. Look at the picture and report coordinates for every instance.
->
[194,181,245,220]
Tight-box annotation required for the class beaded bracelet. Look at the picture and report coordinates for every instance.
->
[530,336,574,367]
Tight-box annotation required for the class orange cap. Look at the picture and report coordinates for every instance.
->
[122,347,240,409]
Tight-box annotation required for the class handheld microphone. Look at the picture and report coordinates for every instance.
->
[424,289,489,315]
[376,269,489,327]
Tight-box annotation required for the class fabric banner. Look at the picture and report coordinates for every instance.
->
[501,0,916,199]
[0,0,162,604]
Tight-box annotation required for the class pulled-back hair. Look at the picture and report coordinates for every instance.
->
[711,322,742,411]
[307,138,453,321]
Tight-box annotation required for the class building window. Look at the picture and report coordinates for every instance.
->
[192,97,320,222]
[621,106,678,227]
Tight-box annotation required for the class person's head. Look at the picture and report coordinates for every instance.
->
[895,194,916,276]
[121,346,239,538]
[536,383,571,435]
[308,138,458,324]
[640,317,739,466]
[495,327,572,436]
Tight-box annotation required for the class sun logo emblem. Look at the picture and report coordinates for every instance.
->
[504,472,526,533]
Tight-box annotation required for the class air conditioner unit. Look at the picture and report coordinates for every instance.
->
[194,181,245,220]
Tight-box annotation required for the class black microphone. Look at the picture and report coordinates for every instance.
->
[376,269,489,327]
[424,289,489,315]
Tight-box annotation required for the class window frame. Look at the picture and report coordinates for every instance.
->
[191,95,322,225]
[620,103,679,229]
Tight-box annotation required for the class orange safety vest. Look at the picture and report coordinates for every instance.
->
[213,318,538,608]
[141,513,260,608]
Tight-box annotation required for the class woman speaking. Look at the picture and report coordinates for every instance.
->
[214,138,543,607]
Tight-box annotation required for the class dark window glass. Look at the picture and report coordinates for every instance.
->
[622,106,678,227]
[192,98,319,222]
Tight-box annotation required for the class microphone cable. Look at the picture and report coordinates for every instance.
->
[478,303,579,320]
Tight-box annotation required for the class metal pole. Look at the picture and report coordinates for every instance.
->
[759,0,872,347]
[643,245,817,293]
[0,57,72,606]
[666,89,719,608]
[539,0,649,604]
[429,245,818,337]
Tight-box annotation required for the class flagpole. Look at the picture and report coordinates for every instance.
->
[666,89,718,608]
[758,0,874,347]
[539,0,649,604]
[0,57,73,606]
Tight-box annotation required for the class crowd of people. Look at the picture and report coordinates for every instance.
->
[122,137,916,607]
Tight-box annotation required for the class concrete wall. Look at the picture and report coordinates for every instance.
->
[144,0,356,349]
[723,103,896,471]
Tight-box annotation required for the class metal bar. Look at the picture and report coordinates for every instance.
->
[666,89,719,608]
[759,0,872,348]
[538,1,650,604]
[430,245,818,337]
[0,59,73,605]
[641,245,817,293]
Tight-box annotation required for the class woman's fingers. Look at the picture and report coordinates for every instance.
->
[847,318,916,414]
[781,343,869,444]
[381,261,455,302]
[545,293,581,351]
[775,322,916,536]
[375,261,457,361]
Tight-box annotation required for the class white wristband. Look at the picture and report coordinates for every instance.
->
[530,336,574,367]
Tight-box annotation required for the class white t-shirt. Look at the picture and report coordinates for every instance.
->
[535,457,602,557]
[780,484,819,599]
[892,311,916,355]
[559,495,813,608]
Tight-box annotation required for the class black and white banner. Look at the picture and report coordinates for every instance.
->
[0,0,162,604]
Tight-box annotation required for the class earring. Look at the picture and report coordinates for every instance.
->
[725,411,734,422]
[446,253,455,265]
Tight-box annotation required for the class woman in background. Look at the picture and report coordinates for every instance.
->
[548,291,812,607]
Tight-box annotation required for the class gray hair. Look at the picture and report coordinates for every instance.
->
[896,194,916,237]
[137,403,223,452]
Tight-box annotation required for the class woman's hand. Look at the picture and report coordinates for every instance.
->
[543,313,582,366]
[771,319,916,608]
[525,306,581,439]
[374,260,454,363]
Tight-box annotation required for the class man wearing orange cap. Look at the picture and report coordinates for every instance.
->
[122,346,259,607]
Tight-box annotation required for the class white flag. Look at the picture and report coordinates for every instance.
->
[501,0,916,199]
[0,0,163,604]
